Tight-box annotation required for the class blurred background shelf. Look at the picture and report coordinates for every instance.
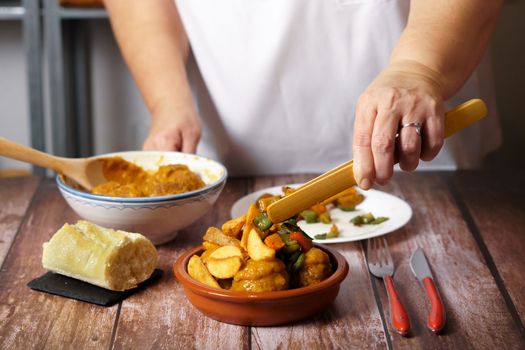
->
[0,0,107,174]
[0,0,45,174]
[44,0,105,159]
[58,7,106,19]
[0,1,25,20]
[0,0,523,175]
[55,0,106,18]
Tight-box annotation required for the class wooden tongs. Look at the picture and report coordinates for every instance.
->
[266,99,488,223]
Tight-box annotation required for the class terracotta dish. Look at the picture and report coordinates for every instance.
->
[173,244,349,326]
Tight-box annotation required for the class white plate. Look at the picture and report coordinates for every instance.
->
[230,184,412,243]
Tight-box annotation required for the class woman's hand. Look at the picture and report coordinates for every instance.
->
[353,60,445,190]
[143,103,201,153]
[352,0,503,190]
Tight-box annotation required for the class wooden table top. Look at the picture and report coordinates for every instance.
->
[0,171,524,349]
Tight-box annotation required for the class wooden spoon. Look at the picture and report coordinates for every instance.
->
[266,99,488,223]
[0,137,105,191]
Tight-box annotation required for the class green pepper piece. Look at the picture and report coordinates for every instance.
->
[281,221,301,233]
[253,213,273,231]
[283,218,297,226]
[284,241,301,253]
[370,217,389,225]
[278,227,291,235]
[289,251,302,263]
[292,253,305,271]
[278,232,291,243]
[361,213,375,224]
[337,205,355,212]
[301,210,318,224]
[285,239,298,246]
[314,233,328,240]
[351,215,364,226]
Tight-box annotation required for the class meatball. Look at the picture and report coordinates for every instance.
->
[231,259,289,292]
[297,247,332,287]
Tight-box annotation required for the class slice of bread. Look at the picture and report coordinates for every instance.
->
[42,220,157,291]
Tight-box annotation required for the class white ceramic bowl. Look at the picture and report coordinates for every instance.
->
[56,151,227,245]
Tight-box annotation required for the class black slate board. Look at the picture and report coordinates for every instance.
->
[27,269,163,306]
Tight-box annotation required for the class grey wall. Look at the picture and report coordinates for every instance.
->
[0,1,524,171]
[0,22,30,171]
[89,21,149,155]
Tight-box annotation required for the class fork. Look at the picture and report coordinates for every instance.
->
[367,237,410,336]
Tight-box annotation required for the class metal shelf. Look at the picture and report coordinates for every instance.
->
[59,7,107,19]
[0,3,108,21]
[0,2,25,20]
[0,0,106,165]
[45,0,103,158]
[0,0,45,174]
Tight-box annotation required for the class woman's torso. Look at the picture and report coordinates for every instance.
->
[176,0,500,175]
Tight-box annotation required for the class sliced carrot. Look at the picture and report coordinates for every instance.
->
[289,231,313,252]
[264,233,285,252]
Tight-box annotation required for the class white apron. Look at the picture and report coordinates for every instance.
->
[176,0,501,175]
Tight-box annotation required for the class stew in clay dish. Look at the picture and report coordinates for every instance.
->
[184,186,364,292]
[91,156,205,197]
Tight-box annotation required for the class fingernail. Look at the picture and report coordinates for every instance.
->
[360,178,371,190]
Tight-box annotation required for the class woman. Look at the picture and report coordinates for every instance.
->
[103,0,502,189]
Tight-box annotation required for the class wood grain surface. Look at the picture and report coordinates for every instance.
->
[376,172,525,349]
[0,173,523,349]
[0,180,117,350]
[0,176,40,266]
[251,242,387,350]
[451,171,525,331]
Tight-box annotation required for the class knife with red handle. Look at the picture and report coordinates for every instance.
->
[410,247,446,333]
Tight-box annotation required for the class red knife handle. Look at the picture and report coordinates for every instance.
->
[384,275,410,336]
[422,277,446,333]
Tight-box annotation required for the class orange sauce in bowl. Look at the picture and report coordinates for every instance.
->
[91,156,205,197]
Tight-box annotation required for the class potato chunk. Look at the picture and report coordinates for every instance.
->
[206,256,243,279]
[208,245,244,260]
[187,255,220,288]
[241,203,259,249]
[221,215,246,237]
[203,227,242,248]
[247,229,275,261]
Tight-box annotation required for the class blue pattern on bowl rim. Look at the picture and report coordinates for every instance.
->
[58,184,225,210]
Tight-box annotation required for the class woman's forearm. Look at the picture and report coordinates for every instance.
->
[390,0,503,99]
[103,0,193,114]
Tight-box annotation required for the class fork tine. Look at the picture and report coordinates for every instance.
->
[367,237,395,280]
[383,238,393,266]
